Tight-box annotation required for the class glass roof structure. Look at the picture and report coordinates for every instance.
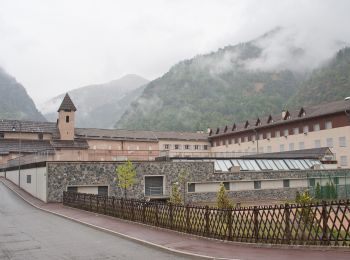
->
[173,158,325,172]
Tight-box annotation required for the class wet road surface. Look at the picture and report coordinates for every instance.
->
[0,183,191,260]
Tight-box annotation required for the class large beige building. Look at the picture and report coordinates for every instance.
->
[0,94,209,165]
[208,100,350,168]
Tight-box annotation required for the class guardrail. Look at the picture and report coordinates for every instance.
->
[63,192,350,246]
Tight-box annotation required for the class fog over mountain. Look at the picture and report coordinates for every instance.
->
[116,28,350,131]
[40,75,148,128]
[1,0,349,104]
[0,67,45,121]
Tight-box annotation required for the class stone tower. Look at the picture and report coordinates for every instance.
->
[57,93,76,141]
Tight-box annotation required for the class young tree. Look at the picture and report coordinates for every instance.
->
[315,182,322,200]
[178,169,190,205]
[116,160,136,199]
[217,182,233,209]
[169,182,182,204]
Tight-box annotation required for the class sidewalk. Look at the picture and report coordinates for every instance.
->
[1,178,349,260]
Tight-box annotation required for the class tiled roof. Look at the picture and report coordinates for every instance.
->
[58,93,77,112]
[0,139,53,155]
[0,119,57,134]
[209,99,350,138]
[242,147,333,160]
[75,128,208,141]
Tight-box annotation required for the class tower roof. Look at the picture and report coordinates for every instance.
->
[58,93,77,112]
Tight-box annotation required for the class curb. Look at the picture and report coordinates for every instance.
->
[0,180,234,260]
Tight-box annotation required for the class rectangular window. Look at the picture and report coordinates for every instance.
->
[314,140,321,148]
[244,136,248,142]
[283,179,290,188]
[254,181,261,190]
[284,129,289,137]
[26,175,31,184]
[325,121,332,129]
[188,183,195,192]
[309,178,315,187]
[339,136,347,147]
[223,182,230,191]
[289,143,294,151]
[259,133,263,140]
[174,144,180,150]
[280,144,285,152]
[98,186,108,196]
[65,115,70,123]
[303,125,309,133]
[313,123,320,131]
[326,138,334,148]
[184,145,190,150]
[299,142,305,150]
[266,132,271,139]
[251,135,256,141]
[275,131,280,137]
[340,156,348,166]
[203,145,208,150]
[164,144,169,150]
[333,177,339,185]
[238,137,241,144]
[293,128,299,135]
[194,145,199,150]
[67,186,78,192]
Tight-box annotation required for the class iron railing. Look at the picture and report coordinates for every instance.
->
[63,192,350,246]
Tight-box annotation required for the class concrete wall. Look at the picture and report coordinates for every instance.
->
[5,167,47,202]
[45,160,350,204]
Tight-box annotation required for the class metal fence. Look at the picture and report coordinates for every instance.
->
[63,192,350,246]
[308,171,350,200]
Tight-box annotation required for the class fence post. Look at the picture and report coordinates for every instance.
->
[155,203,159,226]
[169,203,173,229]
[322,201,329,245]
[284,203,291,244]
[121,198,125,219]
[186,205,191,233]
[131,200,135,221]
[205,206,210,237]
[142,201,146,223]
[104,196,107,215]
[89,194,92,211]
[97,195,99,213]
[112,197,115,217]
[227,209,233,241]
[253,206,259,242]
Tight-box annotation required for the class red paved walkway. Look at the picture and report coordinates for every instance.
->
[1,177,349,260]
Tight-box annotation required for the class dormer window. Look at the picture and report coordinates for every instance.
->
[283,111,291,120]
[256,118,261,126]
[244,121,250,128]
[298,108,306,117]
[267,115,273,124]
[215,128,220,134]
[224,126,228,133]
[232,124,236,131]
[66,116,70,123]
[208,129,213,136]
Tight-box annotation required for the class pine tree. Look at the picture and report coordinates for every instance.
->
[217,183,233,209]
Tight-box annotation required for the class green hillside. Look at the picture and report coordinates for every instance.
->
[289,47,350,107]
[116,41,305,131]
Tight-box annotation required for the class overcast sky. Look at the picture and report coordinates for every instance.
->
[0,0,350,105]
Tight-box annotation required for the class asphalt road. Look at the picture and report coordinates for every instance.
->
[0,183,191,260]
